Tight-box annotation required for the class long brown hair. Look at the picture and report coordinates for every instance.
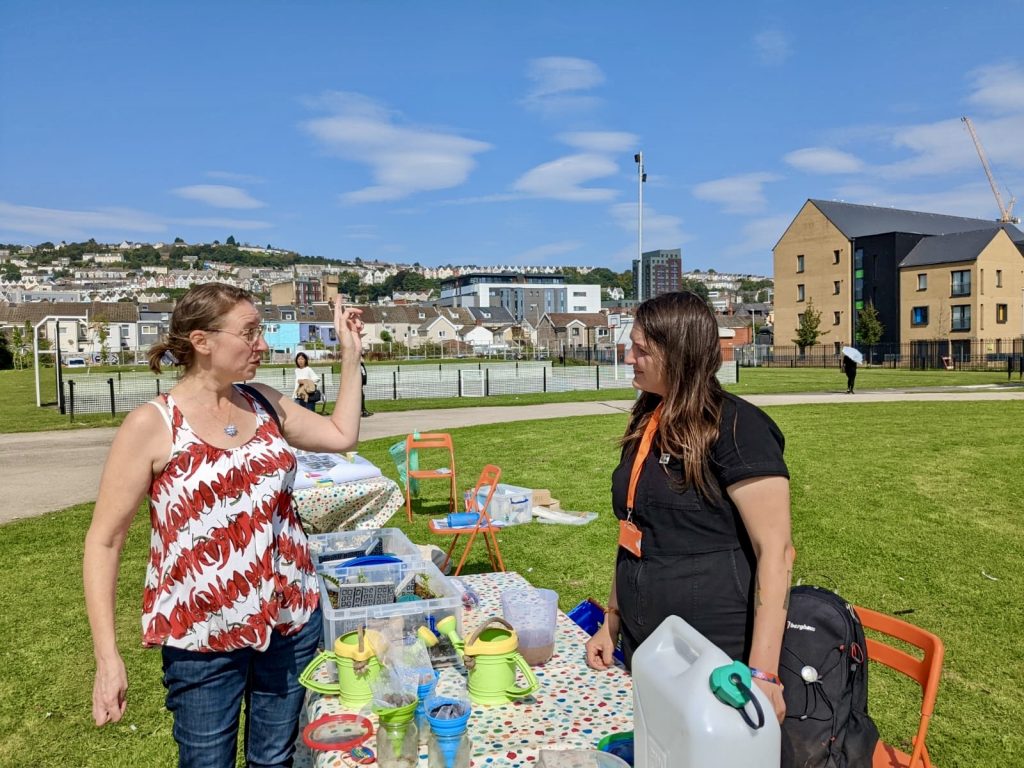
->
[148,283,254,373]
[623,291,724,499]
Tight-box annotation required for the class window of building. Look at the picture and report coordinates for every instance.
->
[951,270,971,297]
[141,324,157,335]
[854,249,863,269]
[119,324,130,338]
[797,313,804,325]
[951,305,971,331]
[833,311,841,325]
[572,290,586,297]
[329,329,337,341]
[917,274,927,291]
[996,269,1003,288]
[596,328,608,337]
[833,280,841,295]
[833,249,840,264]
[796,255,804,273]
[438,330,446,338]
[797,284,805,302]
[572,305,587,311]
[572,327,580,337]
[997,303,1008,323]
[911,306,929,326]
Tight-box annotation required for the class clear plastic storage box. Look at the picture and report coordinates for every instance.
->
[477,483,534,525]
[307,528,423,569]
[317,559,463,650]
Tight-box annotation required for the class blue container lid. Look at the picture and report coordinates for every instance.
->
[338,554,402,568]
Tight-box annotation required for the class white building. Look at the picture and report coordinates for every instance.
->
[438,272,602,322]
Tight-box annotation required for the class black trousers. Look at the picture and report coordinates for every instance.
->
[616,546,755,668]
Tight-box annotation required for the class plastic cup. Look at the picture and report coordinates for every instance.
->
[501,587,558,666]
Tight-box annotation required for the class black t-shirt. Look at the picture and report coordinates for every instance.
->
[611,393,789,556]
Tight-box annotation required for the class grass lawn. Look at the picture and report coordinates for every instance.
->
[3,363,1021,433]
[1,401,1021,766]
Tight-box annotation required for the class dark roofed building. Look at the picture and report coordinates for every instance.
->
[775,199,1024,351]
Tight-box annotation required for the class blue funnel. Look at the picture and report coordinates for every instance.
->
[424,696,471,768]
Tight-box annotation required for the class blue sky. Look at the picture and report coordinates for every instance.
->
[2,1,1024,276]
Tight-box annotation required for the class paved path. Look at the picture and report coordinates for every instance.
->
[3,387,1023,524]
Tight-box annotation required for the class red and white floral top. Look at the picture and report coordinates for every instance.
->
[141,386,319,652]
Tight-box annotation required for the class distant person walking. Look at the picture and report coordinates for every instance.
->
[843,352,858,394]
[360,353,372,417]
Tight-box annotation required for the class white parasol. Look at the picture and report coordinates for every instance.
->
[842,346,864,365]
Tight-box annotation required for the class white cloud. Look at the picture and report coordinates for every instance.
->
[342,224,379,240]
[692,172,782,214]
[0,201,167,238]
[513,154,620,202]
[967,62,1024,115]
[172,184,266,209]
[610,202,688,249]
[754,28,791,66]
[559,131,638,153]
[784,147,864,174]
[509,240,583,264]
[206,170,266,184]
[302,91,491,204]
[522,57,605,114]
[723,214,794,259]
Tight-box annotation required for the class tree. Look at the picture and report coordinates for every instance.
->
[226,235,236,246]
[792,298,827,352]
[90,316,111,363]
[856,301,884,354]
[380,330,393,343]
[2,263,21,281]
[0,329,13,370]
[678,277,710,303]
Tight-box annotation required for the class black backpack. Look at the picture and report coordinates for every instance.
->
[779,585,879,768]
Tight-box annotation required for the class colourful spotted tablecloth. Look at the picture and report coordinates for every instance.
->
[294,571,633,767]
[295,477,405,534]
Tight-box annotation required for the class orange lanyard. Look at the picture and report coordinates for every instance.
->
[626,404,662,516]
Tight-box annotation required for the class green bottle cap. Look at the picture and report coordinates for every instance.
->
[709,661,753,709]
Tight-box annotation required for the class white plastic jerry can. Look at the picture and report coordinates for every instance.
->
[632,615,781,768]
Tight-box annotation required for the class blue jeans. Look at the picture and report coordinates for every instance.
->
[161,608,322,768]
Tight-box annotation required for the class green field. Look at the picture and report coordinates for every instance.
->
[2,364,1020,433]
[0,401,1021,766]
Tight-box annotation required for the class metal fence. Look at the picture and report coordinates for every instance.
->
[735,339,1024,371]
[61,361,642,418]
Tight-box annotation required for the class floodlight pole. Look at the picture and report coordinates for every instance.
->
[635,152,645,303]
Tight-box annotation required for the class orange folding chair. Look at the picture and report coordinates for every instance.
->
[404,432,457,522]
[428,464,506,576]
[855,605,945,768]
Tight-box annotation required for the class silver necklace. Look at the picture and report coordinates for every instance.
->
[194,393,238,437]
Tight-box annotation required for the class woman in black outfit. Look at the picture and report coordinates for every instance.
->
[843,353,858,394]
[584,292,795,724]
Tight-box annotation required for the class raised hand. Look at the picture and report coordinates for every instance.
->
[332,300,364,359]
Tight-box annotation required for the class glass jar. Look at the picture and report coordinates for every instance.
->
[376,718,419,768]
[427,729,472,768]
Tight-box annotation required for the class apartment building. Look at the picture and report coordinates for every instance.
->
[774,199,1024,350]
[438,272,601,322]
[632,249,681,301]
[899,228,1024,360]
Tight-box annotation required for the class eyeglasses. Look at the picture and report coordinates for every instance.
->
[206,326,266,346]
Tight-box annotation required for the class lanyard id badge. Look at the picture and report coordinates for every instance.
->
[618,517,643,557]
[619,403,663,559]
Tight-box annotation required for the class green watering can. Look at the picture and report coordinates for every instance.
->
[433,615,539,706]
[299,627,383,709]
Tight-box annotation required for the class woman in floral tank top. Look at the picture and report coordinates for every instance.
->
[84,283,365,768]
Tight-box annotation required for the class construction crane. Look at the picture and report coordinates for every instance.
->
[961,115,1020,224]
